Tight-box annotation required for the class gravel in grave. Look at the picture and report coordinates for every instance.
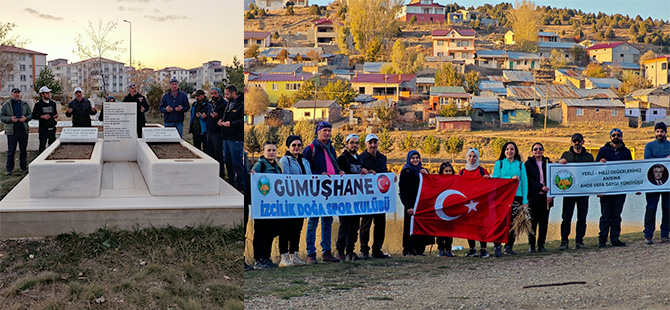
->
[46,143,94,160]
[148,142,200,159]
[245,242,670,310]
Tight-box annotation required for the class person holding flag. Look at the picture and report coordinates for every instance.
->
[400,150,430,256]
[435,162,455,257]
[459,148,491,258]
[491,142,528,257]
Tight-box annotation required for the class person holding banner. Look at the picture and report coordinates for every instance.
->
[491,142,528,257]
[525,142,553,253]
[643,122,670,244]
[458,149,492,258]
[595,128,632,248]
[434,162,455,257]
[277,135,310,267]
[336,134,368,261]
[360,134,392,259]
[400,150,431,256]
[250,141,282,269]
[558,133,594,250]
[302,122,344,264]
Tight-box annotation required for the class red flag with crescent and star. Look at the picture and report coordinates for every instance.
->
[411,174,519,243]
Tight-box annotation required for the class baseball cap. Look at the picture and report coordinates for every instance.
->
[39,86,51,94]
[365,134,379,143]
[74,87,83,93]
[345,133,359,142]
[571,133,584,141]
[11,88,20,93]
[194,89,206,96]
[169,77,179,84]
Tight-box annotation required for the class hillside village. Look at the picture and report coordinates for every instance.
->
[243,0,670,159]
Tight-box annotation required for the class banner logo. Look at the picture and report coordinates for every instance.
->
[257,176,271,196]
[377,175,391,194]
[554,170,574,191]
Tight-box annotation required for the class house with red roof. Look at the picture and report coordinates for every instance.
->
[431,29,476,64]
[0,46,47,96]
[309,19,338,47]
[587,42,639,64]
[398,0,446,23]
[244,31,271,49]
[246,72,319,103]
[350,73,417,102]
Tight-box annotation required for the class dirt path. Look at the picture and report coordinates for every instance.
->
[245,240,670,309]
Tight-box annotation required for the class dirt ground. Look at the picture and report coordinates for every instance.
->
[149,143,200,159]
[46,143,95,160]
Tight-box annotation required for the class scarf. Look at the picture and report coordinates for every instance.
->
[464,148,480,171]
[402,150,423,176]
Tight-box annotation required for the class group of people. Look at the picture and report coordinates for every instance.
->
[247,122,670,270]
[1,78,246,193]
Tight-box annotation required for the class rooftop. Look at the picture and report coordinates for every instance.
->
[561,98,624,107]
[537,41,580,49]
[431,28,476,37]
[248,73,316,82]
[268,64,303,74]
[244,31,271,39]
[293,100,337,108]
[587,42,627,50]
[503,70,535,83]
[351,73,416,84]
[585,77,622,88]
[574,88,619,99]
[0,45,47,55]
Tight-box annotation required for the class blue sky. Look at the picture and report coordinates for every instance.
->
[310,0,670,21]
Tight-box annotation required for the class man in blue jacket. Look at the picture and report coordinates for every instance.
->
[643,122,670,244]
[596,128,632,248]
[206,87,226,179]
[189,89,210,152]
[159,77,190,137]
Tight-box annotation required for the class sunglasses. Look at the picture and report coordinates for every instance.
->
[572,139,583,143]
[290,143,302,147]
[348,141,359,144]
[611,133,621,138]
[533,147,544,151]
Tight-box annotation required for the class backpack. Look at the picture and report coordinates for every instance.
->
[459,166,486,176]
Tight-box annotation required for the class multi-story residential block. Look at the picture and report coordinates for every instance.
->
[309,19,337,47]
[0,46,47,96]
[49,57,126,95]
[644,55,670,87]
[350,73,416,102]
[186,60,228,90]
[432,28,476,64]
[398,0,446,23]
[587,42,640,64]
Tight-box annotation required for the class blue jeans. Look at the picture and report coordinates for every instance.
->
[223,140,245,191]
[305,216,333,256]
[164,122,183,137]
[644,192,670,239]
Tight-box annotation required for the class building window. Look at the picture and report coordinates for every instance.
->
[437,41,443,46]
[510,110,516,116]
[437,52,444,56]
[612,109,617,116]
[257,40,262,45]
[304,112,311,117]
[19,55,26,61]
[8,75,13,81]
[19,64,26,71]
[653,110,658,115]
[272,83,278,90]
[576,108,583,116]
[20,75,26,81]
[595,108,600,113]
[359,87,365,94]
[663,63,667,70]
[20,85,27,91]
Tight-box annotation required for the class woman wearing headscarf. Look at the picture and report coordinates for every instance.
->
[525,142,553,253]
[400,150,430,256]
[458,148,491,258]
[277,135,310,267]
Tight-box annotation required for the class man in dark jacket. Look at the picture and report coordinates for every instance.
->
[159,78,190,137]
[32,86,58,153]
[206,87,226,179]
[335,134,369,261]
[220,85,245,191]
[558,133,595,250]
[595,128,632,248]
[1,88,31,175]
[302,121,344,264]
[122,84,150,138]
[359,134,392,259]
[189,89,209,152]
[66,87,96,127]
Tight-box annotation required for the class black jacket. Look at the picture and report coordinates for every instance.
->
[32,99,58,131]
[123,92,150,125]
[206,96,226,134]
[360,150,388,173]
[525,156,551,203]
[399,168,421,209]
[221,94,244,141]
[66,98,96,127]
[596,141,632,162]
[337,150,363,174]
[560,146,594,163]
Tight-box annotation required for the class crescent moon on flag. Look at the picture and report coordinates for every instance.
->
[434,189,466,221]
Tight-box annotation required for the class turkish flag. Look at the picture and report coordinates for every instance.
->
[411,174,519,243]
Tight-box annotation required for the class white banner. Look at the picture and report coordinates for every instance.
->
[547,159,670,197]
[250,172,397,219]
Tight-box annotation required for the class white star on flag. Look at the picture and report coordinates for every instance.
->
[465,200,478,213]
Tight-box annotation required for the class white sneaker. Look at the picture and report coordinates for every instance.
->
[279,253,294,267]
[290,252,306,266]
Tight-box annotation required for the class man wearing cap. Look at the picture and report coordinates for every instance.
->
[643,122,670,244]
[189,89,210,152]
[359,133,392,259]
[595,128,633,248]
[558,133,594,250]
[32,86,59,153]
[335,133,369,261]
[302,121,345,264]
[123,84,150,138]
[205,87,226,179]
[219,85,245,191]
[0,88,32,175]
[159,78,190,137]
[66,87,97,127]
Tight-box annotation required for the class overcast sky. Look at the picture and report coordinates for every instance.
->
[0,0,243,70]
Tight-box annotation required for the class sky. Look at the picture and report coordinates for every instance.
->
[309,0,670,21]
[0,0,243,70]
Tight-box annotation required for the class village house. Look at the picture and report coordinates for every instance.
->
[469,96,499,124]
[397,0,446,23]
[504,30,559,45]
[503,70,535,86]
[446,12,464,25]
[361,62,391,73]
[626,87,670,108]
[587,42,640,64]
[603,62,640,77]
[244,31,271,49]
[432,116,472,131]
[259,47,324,63]
[507,86,537,106]
[431,28,476,64]
[268,64,303,75]
[559,99,626,126]
[291,99,341,122]
[625,100,666,124]
[308,19,338,47]
[429,86,471,110]
[479,18,499,28]
[499,98,532,127]
[457,9,483,22]
[644,55,670,87]
[350,73,417,102]
[535,84,580,107]
[416,76,435,94]
[584,77,622,89]
[536,42,581,61]
[254,0,307,11]
[479,81,507,97]
[574,88,620,100]
[246,72,318,103]
[475,50,540,70]
[555,69,585,88]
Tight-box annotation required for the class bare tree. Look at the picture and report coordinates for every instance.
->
[73,20,125,97]
[0,22,28,91]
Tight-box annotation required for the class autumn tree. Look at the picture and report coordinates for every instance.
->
[615,71,652,98]
[245,85,270,124]
[365,37,383,62]
[293,120,315,144]
[346,0,403,59]
[373,101,397,129]
[439,100,459,117]
[435,63,464,87]
[306,49,321,62]
[507,0,542,53]
[129,61,154,94]
[33,68,62,95]
[398,133,420,152]
[74,20,125,97]
[201,79,212,92]
[277,93,293,108]
[318,79,357,109]
[464,71,481,94]
[571,45,586,65]
[378,129,395,153]
[277,49,289,64]
[420,135,441,163]
[335,24,352,55]
[245,44,260,59]
[639,50,657,66]
[583,63,607,78]
[383,40,425,74]
[245,126,262,159]
[292,79,316,102]
[221,56,244,92]
[332,131,345,152]
[444,136,464,162]
[548,49,568,69]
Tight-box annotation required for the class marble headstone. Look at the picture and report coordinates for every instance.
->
[59,127,98,143]
[142,127,181,143]
[103,102,137,161]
